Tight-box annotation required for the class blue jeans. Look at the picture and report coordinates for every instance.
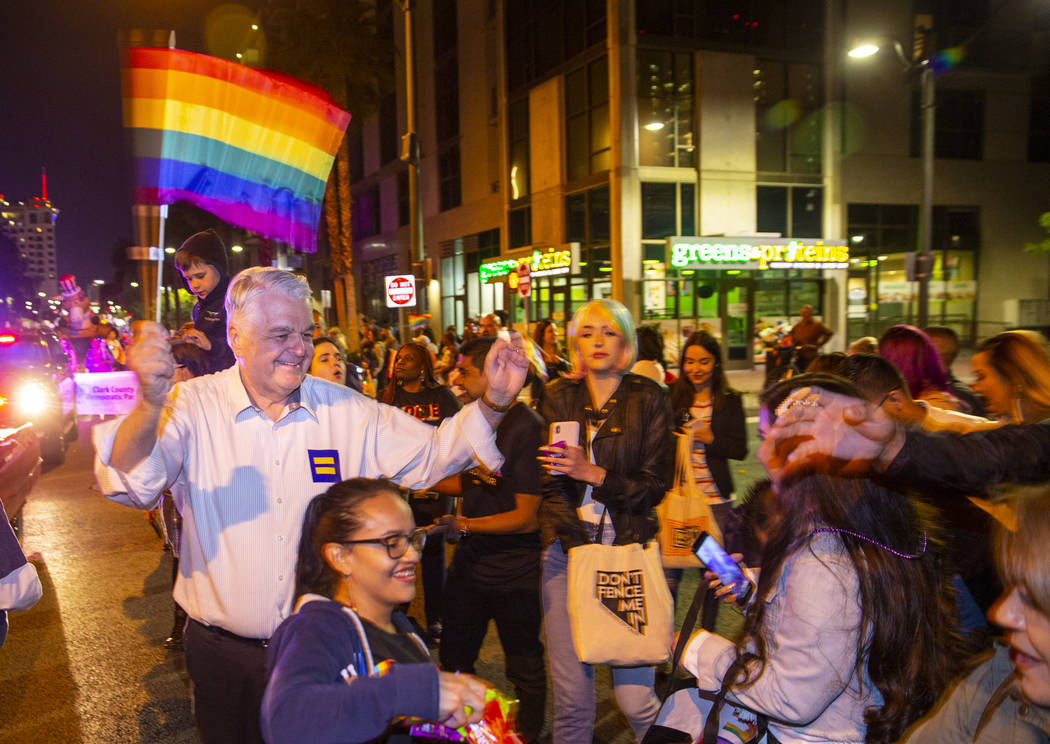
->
[542,542,661,744]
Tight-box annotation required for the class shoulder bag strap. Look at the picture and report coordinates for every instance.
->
[662,581,707,700]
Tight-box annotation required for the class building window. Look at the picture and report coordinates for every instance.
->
[509,206,531,248]
[508,98,530,201]
[349,126,364,183]
[563,184,611,314]
[351,185,381,238]
[1029,74,1050,162]
[506,0,606,93]
[755,59,822,174]
[846,203,979,341]
[565,56,610,183]
[756,185,822,238]
[910,88,984,160]
[397,170,410,227]
[636,0,822,56]
[438,143,462,212]
[379,93,398,165]
[434,0,461,211]
[640,182,695,240]
[637,50,695,168]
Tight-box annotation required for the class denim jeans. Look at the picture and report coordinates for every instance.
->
[542,542,661,743]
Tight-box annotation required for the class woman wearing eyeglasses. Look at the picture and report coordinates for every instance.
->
[261,478,488,744]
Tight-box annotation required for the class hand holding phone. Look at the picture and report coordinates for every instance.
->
[548,421,580,453]
[692,531,755,605]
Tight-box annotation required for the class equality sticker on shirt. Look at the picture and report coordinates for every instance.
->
[308,449,341,483]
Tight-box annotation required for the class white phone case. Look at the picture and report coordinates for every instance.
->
[549,421,580,447]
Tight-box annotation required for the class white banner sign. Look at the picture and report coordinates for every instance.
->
[74,371,139,415]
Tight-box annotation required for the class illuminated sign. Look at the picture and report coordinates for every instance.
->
[479,244,579,283]
[667,237,849,271]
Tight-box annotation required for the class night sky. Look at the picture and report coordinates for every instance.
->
[0,0,260,284]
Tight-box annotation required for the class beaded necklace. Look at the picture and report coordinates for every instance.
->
[811,527,928,560]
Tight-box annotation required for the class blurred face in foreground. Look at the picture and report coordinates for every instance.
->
[310,340,346,385]
[990,586,1050,706]
[576,308,625,378]
[970,351,1012,419]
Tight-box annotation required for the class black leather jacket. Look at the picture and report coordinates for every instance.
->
[883,422,1050,493]
[538,373,673,550]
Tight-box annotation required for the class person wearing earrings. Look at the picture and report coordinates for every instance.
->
[969,330,1050,425]
[536,298,673,744]
[261,478,489,744]
[665,330,747,599]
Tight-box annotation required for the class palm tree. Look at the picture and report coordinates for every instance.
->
[263,0,393,350]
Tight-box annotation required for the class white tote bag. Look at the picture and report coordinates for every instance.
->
[567,513,673,666]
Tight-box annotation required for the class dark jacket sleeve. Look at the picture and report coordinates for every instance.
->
[705,393,748,461]
[537,381,590,545]
[883,422,1050,494]
[261,608,439,744]
[591,382,674,513]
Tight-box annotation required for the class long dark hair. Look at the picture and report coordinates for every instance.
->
[669,330,736,417]
[380,341,438,404]
[732,475,963,744]
[294,478,402,601]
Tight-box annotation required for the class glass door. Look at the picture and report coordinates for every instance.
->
[721,278,755,369]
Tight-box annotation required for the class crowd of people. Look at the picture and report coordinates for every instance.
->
[81,230,1050,744]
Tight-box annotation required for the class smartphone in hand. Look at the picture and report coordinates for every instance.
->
[692,531,755,605]
[548,421,580,453]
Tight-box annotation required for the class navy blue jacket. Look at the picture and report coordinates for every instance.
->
[261,597,438,744]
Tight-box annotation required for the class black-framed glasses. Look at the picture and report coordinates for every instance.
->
[341,527,427,559]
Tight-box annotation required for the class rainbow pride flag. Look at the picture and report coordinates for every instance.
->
[122,47,351,252]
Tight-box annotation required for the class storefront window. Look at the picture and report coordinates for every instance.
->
[847,203,979,343]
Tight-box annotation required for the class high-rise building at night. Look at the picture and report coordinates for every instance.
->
[1,182,60,297]
[349,0,1050,364]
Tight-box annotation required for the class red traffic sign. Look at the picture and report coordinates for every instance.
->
[385,274,417,308]
[517,261,531,298]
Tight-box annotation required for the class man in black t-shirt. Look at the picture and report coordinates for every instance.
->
[434,337,547,744]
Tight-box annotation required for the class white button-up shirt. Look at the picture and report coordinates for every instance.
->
[93,366,502,639]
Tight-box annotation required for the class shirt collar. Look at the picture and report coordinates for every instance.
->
[224,365,317,422]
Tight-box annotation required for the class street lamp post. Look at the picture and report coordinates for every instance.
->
[849,41,935,328]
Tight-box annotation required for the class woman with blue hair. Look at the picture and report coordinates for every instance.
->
[536,298,674,743]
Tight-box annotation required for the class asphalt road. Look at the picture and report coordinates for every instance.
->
[0,416,769,744]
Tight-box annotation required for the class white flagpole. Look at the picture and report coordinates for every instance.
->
[155,204,168,324]
[154,31,176,325]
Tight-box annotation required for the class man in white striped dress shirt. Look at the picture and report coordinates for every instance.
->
[93,267,528,744]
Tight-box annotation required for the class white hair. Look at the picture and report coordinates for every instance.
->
[225,267,312,333]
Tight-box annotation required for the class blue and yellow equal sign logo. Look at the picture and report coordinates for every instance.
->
[308,449,341,483]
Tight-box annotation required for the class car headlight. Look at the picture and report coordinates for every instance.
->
[14,382,50,417]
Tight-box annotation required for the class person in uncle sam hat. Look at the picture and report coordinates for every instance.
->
[55,274,97,370]
[174,229,236,374]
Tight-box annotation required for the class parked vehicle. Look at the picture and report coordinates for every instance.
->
[0,424,41,541]
[0,325,78,465]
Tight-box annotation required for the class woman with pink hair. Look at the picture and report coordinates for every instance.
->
[879,324,966,412]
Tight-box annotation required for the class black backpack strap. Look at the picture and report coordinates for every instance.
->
[662,581,707,700]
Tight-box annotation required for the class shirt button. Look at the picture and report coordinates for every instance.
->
[278,575,285,581]
[277,535,284,542]
[277,497,283,504]
[274,459,280,465]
